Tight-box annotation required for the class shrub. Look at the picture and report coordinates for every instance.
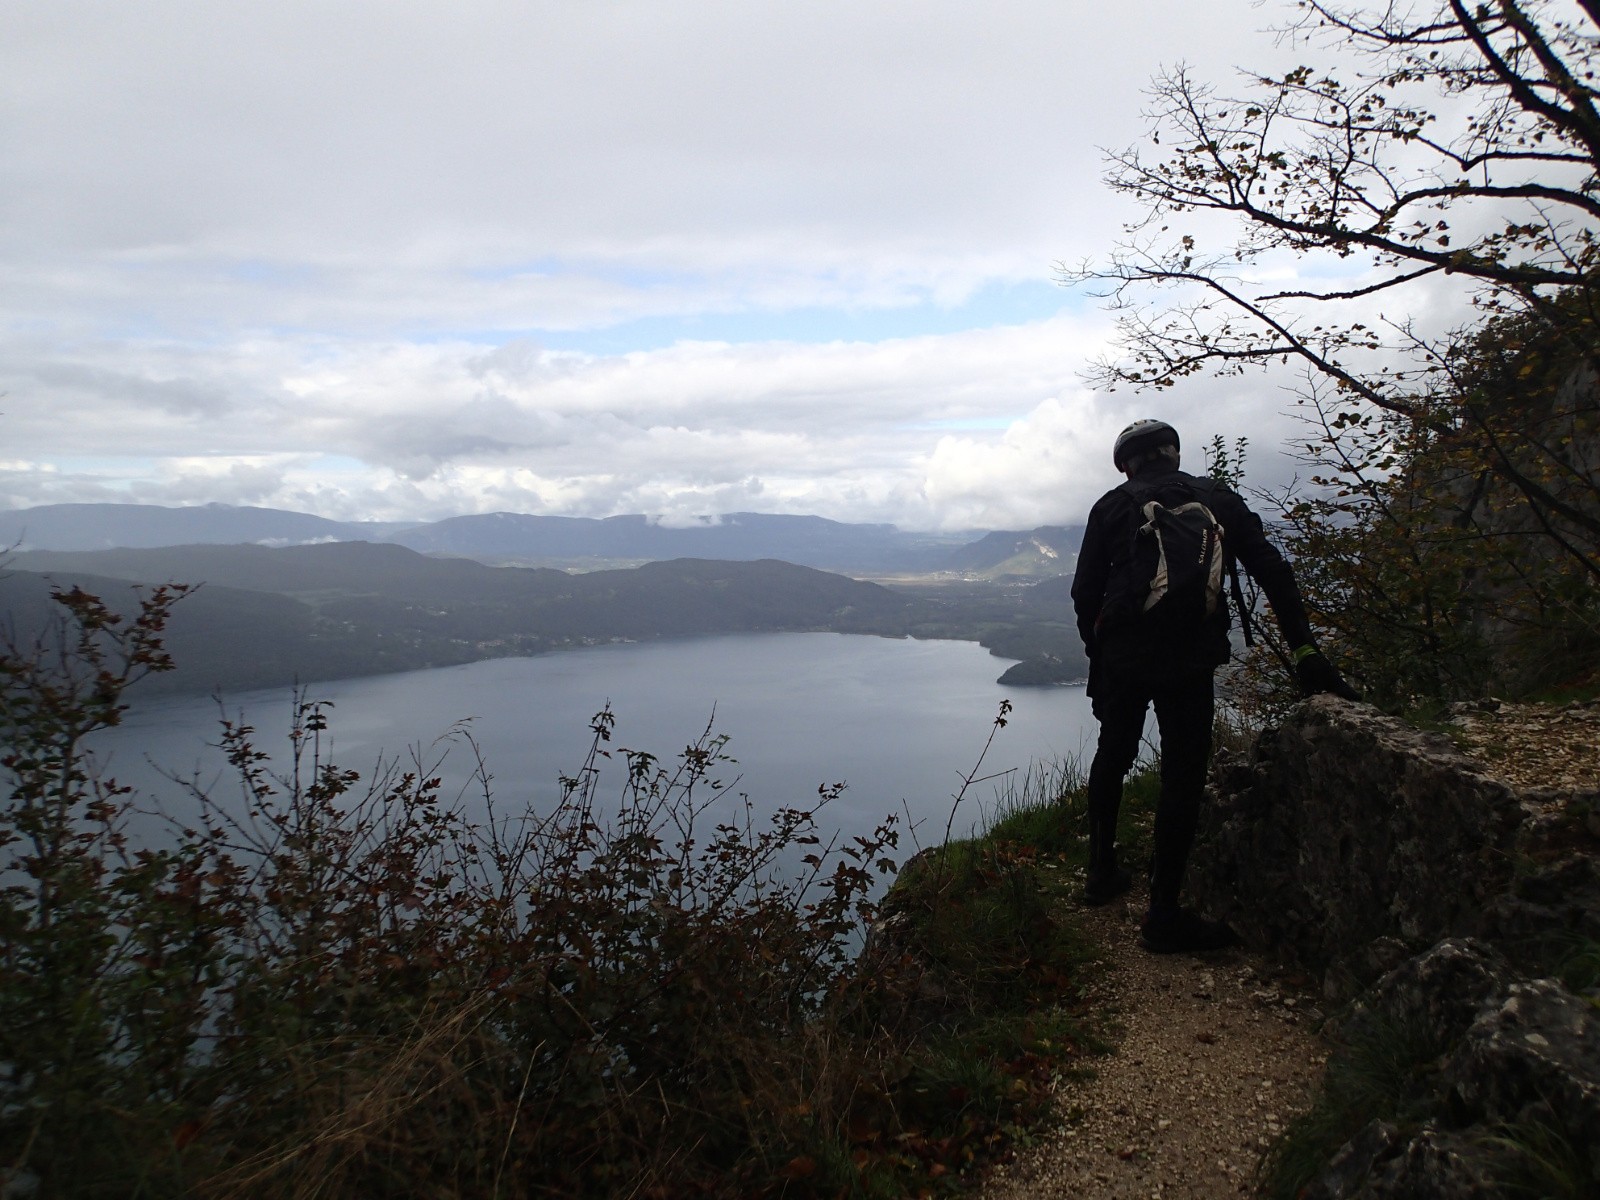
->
[1,585,909,1197]
[2,584,1112,1198]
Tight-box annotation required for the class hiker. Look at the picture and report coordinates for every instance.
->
[1072,419,1358,953]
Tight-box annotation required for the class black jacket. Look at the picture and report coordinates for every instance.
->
[1071,465,1314,692]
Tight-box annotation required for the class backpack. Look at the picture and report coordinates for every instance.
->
[1103,476,1229,635]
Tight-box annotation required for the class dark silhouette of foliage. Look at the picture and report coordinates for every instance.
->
[0,585,1102,1198]
[1072,0,1600,706]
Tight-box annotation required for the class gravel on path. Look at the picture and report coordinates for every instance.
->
[980,889,1327,1199]
[975,698,1595,1197]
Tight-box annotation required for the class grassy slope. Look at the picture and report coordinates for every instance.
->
[840,750,1165,1194]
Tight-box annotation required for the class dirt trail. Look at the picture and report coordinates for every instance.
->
[978,699,1598,1197]
[981,883,1327,1199]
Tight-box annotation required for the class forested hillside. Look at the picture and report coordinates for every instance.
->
[3,542,1087,694]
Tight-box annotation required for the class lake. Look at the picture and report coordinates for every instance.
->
[89,632,1107,851]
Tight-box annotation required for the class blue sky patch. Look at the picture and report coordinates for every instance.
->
[462,276,1083,354]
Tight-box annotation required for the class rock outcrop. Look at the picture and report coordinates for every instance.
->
[1293,939,1600,1198]
[1189,696,1600,1197]
[1190,695,1600,997]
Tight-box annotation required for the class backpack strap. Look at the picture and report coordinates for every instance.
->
[1184,477,1256,646]
[1229,554,1255,647]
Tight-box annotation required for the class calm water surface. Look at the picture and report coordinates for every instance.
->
[92,633,1102,847]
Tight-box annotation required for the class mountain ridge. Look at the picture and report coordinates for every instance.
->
[0,502,1081,578]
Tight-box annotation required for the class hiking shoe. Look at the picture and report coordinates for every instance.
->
[1140,907,1240,954]
[1081,866,1133,906]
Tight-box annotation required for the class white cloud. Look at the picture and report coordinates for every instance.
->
[2,300,1322,528]
[2,1,1341,529]
[5,2,1257,265]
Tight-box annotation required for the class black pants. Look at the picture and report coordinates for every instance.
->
[1084,666,1215,910]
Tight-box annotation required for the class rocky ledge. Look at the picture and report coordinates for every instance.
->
[1188,695,1600,1197]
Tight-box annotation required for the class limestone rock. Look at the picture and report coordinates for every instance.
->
[1193,697,1600,1196]
[1191,695,1525,998]
[1339,938,1513,1051]
[1447,978,1600,1178]
[1300,1119,1401,1199]
[1480,853,1600,971]
[1342,1127,1502,1199]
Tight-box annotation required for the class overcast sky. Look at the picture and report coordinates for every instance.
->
[3,1,1337,531]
